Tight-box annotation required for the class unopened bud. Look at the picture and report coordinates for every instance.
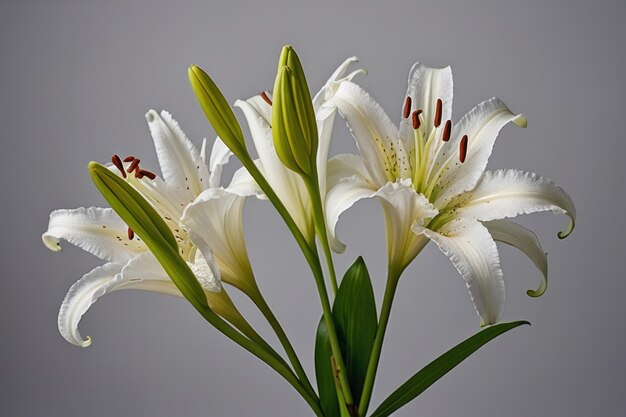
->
[271,46,318,177]
[188,65,247,157]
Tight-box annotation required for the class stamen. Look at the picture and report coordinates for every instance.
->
[434,99,442,127]
[412,110,422,129]
[133,165,141,178]
[126,158,140,173]
[260,91,272,106]
[111,154,126,178]
[442,120,452,142]
[138,169,157,180]
[403,96,412,119]
[459,135,468,163]
[127,227,134,240]
[123,156,135,163]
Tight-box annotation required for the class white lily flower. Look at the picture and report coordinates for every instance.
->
[325,63,576,325]
[43,110,245,346]
[229,57,366,243]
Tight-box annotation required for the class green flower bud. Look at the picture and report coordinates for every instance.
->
[88,161,208,308]
[188,65,247,157]
[272,46,318,177]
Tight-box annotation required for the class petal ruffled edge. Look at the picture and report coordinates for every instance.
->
[43,207,147,264]
[453,169,576,239]
[414,217,505,326]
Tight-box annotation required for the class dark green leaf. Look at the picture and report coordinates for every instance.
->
[315,317,340,417]
[370,320,530,417]
[333,256,378,404]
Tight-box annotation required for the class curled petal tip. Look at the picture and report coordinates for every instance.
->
[145,109,158,122]
[81,335,92,347]
[526,279,547,298]
[513,114,528,128]
[557,220,575,239]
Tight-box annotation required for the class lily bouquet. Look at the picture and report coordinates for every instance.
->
[43,46,575,417]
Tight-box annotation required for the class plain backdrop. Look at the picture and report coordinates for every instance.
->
[1,0,624,416]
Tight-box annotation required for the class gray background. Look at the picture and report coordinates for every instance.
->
[1,0,624,416]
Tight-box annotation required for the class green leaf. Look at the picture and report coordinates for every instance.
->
[315,257,378,415]
[370,320,530,417]
[315,318,340,417]
[333,256,378,404]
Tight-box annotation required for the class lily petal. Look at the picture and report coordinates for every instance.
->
[325,154,378,252]
[484,219,548,297]
[208,137,233,188]
[58,254,179,347]
[43,207,147,263]
[399,62,453,141]
[145,110,209,197]
[328,81,400,186]
[313,56,365,110]
[432,98,527,207]
[453,169,576,238]
[376,179,438,271]
[414,218,505,326]
[182,188,252,291]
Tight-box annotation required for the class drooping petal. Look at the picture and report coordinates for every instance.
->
[58,254,179,347]
[327,81,400,186]
[208,137,233,188]
[399,62,453,141]
[182,188,253,291]
[42,207,147,263]
[414,218,505,326]
[325,154,378,252]
[235,97,313,241]
[376,179,438,271]
[431,98,527,207]
[452,169,576,238]
[484,219,548,297]
[145,110,209,197]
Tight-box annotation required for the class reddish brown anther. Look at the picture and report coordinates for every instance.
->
[442,120,452,142]
[434,99,442,127]
[138,169,157,180]
[403,96,412,119]
[123,156,135,163]
[127,227,134,240]
[126,158,140,173]
[260,91,272,106]
[412,110,422,129]
[111,154,126,178]
[459,135,468,163]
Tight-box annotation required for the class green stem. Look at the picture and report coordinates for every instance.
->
[250,285,318,401]
[357,267,402,417]
[240,155,354,407]
[306,178,339,294]
[192,299,324,416]
[232,309,297,378]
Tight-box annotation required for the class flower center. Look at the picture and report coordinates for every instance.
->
[111,154,195,261]
[401,96,469,201]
